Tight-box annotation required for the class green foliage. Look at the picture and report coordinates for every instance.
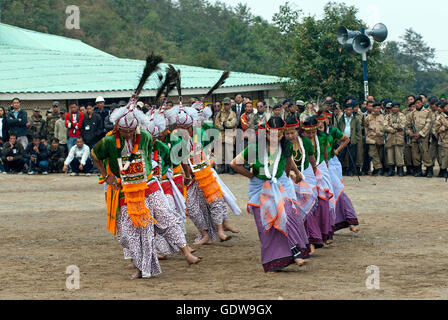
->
[1,0,447,101]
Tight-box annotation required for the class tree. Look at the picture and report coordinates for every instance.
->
[281,2,411,103]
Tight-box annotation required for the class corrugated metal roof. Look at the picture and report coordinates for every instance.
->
[0,23,285,95]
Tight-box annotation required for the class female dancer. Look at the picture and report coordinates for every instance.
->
[230,116,310,273]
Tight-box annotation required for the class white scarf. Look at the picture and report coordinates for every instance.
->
[297,136,306,173]
[315,135,321,165]
[264,143,282,183]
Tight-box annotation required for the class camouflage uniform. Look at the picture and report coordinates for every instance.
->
[214,109,237,170]
[406,107,432,176]
[383,112,406,171]
[364,113,385,173]
[28,114,46,139]
[402,108,414,174]
[434,111,448,177]
[45,112,60,141]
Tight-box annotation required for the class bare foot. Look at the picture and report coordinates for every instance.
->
[349,225,360,233]
[194,234,212,246]
[126,263,137,270]
[186,253,202,265]
[309,244,315,256]
[158,254,168,260]
[218,232,232,242]
[325,240,333,245]
[130,269,142,280]
[223,221,240,233]
[186,246,196,254]
[294,258,309,267]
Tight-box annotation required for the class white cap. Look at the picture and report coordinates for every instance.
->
[95,96,105,103]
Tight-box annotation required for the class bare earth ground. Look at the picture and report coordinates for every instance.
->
[0,172,448,300]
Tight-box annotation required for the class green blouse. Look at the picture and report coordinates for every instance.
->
[290,135,315,171]
[315,131,328,164]
[241,142,291,180]
[92,129,154,178]
[327,127,344,158]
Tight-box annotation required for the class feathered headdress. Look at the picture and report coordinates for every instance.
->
[110,52,162,130]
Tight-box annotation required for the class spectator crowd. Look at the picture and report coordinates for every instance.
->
[1,93,447,179]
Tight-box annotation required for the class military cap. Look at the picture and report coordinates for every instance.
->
[223,97,231,105]
[52,101,60,107]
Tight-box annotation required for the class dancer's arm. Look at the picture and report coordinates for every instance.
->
[334,135,350,156]
[230,155,253,179]
[286,157,302,183]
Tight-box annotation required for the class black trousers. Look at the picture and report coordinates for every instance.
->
[338,143,358,174]
[2,158,25,173]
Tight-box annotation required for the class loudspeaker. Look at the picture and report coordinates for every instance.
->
[337,26,361,45]
[366,23,388,42]
[353,34,371,54]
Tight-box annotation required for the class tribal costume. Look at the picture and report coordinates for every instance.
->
[237,117,310,273]
[166,102,240,243]
[301,116,333,248]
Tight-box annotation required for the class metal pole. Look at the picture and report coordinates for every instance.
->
[361,28,369,100]
[0,0,2,23]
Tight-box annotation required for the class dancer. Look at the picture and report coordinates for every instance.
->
[230,116,310,273]
[92,54,199,280]
[300,115,333,251]
[165,102,237,245]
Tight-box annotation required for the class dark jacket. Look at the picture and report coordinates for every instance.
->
[337,114,362,145]
[0,117,9,143]
[7,109,28,137]
[49,145,66,161]
[2,141,25,161]
[24,142,49,161]
[231,104,244,129]
[104,115,115,133]
[81,112,103,146]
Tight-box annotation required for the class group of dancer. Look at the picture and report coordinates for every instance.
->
[92,55,360,278]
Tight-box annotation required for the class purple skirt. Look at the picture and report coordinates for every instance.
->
[304,198,333,248]
[252,201,310,273]
[333,192,359,232]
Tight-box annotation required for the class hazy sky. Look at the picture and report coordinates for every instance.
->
[217,0,448,66]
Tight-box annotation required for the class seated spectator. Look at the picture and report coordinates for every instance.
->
[63,137,93,176]
[48,138,66,173]
[24,135,50,175]
[1,134,25,174]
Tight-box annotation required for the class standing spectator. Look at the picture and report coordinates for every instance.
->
[296,100,305,114]
[45,101,61,141]
[428,97,440,174]
[1,134,25,174]
[364,103,385,176]
[367,95,375,102]
[383,102,407,177]
[406,96,432,177]
[65,101,84,152]
[212,101,222,124]
[94,96,109,138]
[352,101,366,175]
[27,107,46,141]
[48,138,66,173]
[285,101,299,120]
[54,108,68,154]
[240,102,255,132]
[81,104,103,150]
[7,98,28,149]
[79,105,87,117]
[63,137,93,176]
[280,99,291,120]
[403,100,416,175]
[300,102,317,122]
[337,102,362,176]
[434,101,448,178]
[0,106,9,173]
[104,103,118,133]
[214,97,237,174]
[231,93,244,129]
[250,101,268,130]
[24,135,49,175]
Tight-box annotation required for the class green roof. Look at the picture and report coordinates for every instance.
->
[0,23,284,95]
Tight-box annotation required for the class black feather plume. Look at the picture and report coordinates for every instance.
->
[204,71,230,100]
[134,52,163,98]
[155,64,177,103]
[176,69,182,100]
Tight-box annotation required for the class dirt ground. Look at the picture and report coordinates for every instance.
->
[1,172,448,300]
